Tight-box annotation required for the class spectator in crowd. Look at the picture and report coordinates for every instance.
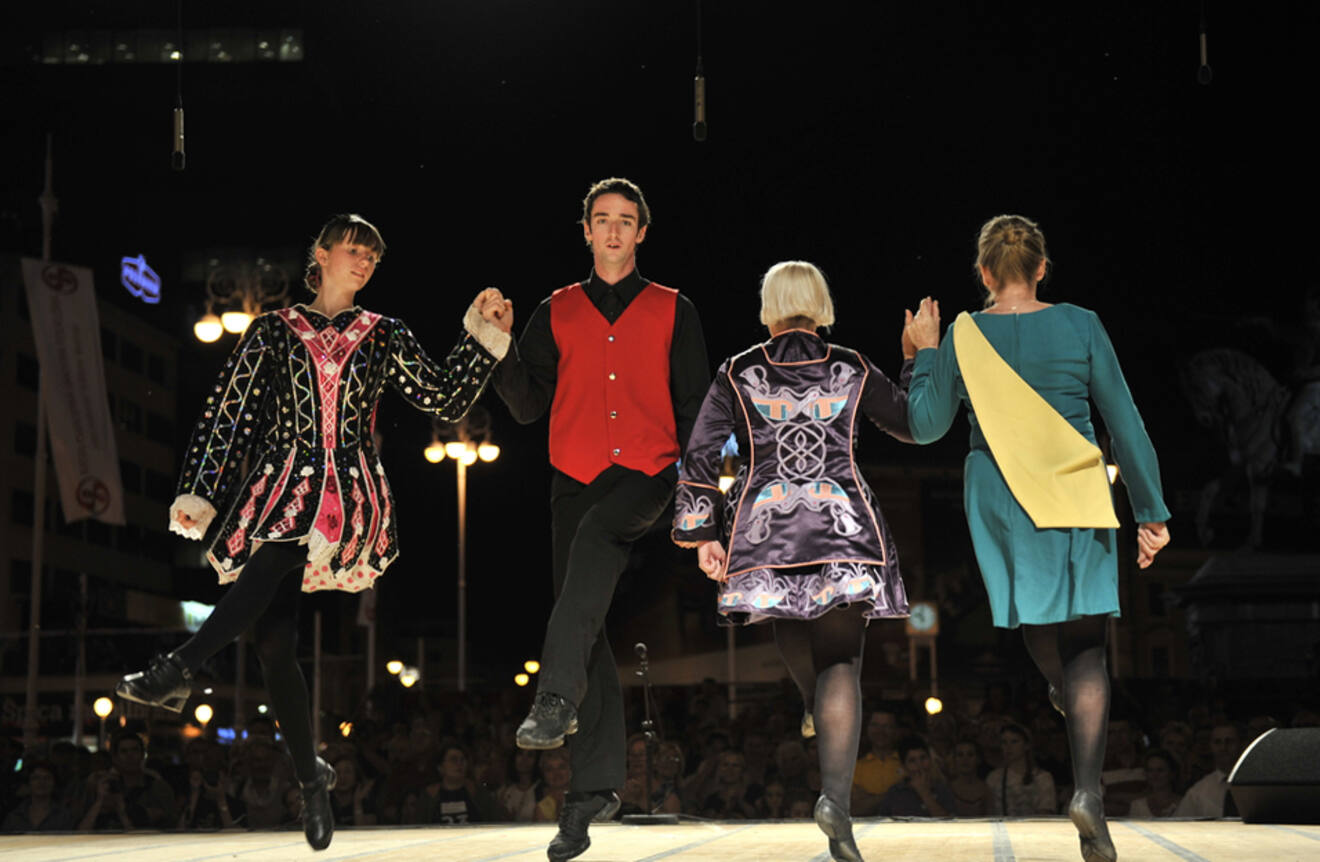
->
[742,729,772,788]
[1158,720,1195,790]
[699,751,758,819]
[177,741,242,830]
[986,721,1055,815]
[328,755,378,827]
[1174,722,1243,817]
[877,736,955,817]
[1128,749,1181,818]
[648,741,684,815]
[618,734,650,816]
[78,730,175,830]
[756,779,788,819]
[769,741,812,804]
[48,741,82,811]
[237,738,292,829]
[948,740,992,817]
[786,791,815,819]
[534,749,572,824]
[419,745,492,824]
[241,715,295,784]
[852,709,902,815]
[2,761,75,832]
[679,730,729,809]
[1100,717,1147,816]
[924,712,959,771]
[498,749,541,823]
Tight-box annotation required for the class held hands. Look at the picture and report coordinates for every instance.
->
[1136,522,1170,569]
[902,296,941,355]
[169,494,216,540]
[697,540,728,582]
[474,287,514,334]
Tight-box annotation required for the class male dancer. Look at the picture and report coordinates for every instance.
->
[492,177,708,861]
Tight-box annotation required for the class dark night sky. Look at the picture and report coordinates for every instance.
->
[3,2,1316,674]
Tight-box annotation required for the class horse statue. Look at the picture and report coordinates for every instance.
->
[1179,348,1320,548]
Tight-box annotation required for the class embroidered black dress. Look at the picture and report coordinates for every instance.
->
[176,303,499,592]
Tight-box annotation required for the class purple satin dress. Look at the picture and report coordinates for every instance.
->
[673,329,913,624]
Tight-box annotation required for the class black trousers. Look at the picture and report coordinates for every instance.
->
[538,464,676,792]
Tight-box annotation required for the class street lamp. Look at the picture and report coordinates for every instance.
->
[425,406,499,692]
[193,258,290,342]
[195,703,213,728]
[93,697,114,751]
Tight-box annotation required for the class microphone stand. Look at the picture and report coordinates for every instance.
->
[621,642,679,825]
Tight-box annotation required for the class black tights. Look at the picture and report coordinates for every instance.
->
[175,542,318,785]
[1021,615,1110,795]
[773,606,868,810]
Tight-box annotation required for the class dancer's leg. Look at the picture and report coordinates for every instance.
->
[539,467,674,709]
[1057,615,1110,793]
[175,542,307,672]
[807,605,867,807]
[773,620,817,711]
[1022,623,1065,694]
[569,630,625,793]
[252,568,318,785]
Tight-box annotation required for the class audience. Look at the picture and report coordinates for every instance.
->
[876,736,955,816]
[5,677,1314,833]
[1128,749,1181,818]
[533,748,571,823]
[851,709,902,815]
[2,762,74,832]
[497,748,541,822]
[986,721,1055,816]
[78,730,175,830]
[1174,721,1244,817]
[947,740,991,816]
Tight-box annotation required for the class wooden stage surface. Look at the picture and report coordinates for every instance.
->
[3,818,1318,861]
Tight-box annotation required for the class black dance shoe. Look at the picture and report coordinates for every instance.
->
[516,692,579,750]
[547,790,620,862]
[1069,789,1117,862]
[801,712,816,738]
[116,652,193,713]
[814,793,864,862]
[1049,684,1066,717]
[300,756,338,851]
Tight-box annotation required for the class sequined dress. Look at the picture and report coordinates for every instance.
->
[672,330,914,624]
[177,303,500,593]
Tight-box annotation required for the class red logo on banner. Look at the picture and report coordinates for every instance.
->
[76,476,112,516]
[41,265,80,296]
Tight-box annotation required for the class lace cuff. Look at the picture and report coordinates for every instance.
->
[168,493,217,540]
[464,304,511,361]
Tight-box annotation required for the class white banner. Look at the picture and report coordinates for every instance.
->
[21,258,125,525]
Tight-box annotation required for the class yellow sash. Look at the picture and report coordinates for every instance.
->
[952,312,1119,529]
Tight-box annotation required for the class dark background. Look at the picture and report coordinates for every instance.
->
[3,2,1315,678]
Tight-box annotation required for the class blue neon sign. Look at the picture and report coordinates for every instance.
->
[120,254,161,304]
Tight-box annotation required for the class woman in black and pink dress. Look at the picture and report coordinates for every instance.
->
[116,213,513,850]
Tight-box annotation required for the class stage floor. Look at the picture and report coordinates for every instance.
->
[3,818,1318,861]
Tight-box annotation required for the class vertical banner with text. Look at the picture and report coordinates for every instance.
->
[20,258,126,525]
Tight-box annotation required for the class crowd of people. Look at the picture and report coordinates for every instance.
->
[4,679,1313,833]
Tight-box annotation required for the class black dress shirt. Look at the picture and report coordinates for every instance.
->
[493,268,710,462]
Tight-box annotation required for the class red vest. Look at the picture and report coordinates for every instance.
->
[549,282,679,484]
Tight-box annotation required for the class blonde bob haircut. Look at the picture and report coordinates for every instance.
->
[759,261,835,330]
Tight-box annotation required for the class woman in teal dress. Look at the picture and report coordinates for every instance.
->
[903,215,1170,862]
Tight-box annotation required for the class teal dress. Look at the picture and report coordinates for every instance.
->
[907,303,1170,628]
